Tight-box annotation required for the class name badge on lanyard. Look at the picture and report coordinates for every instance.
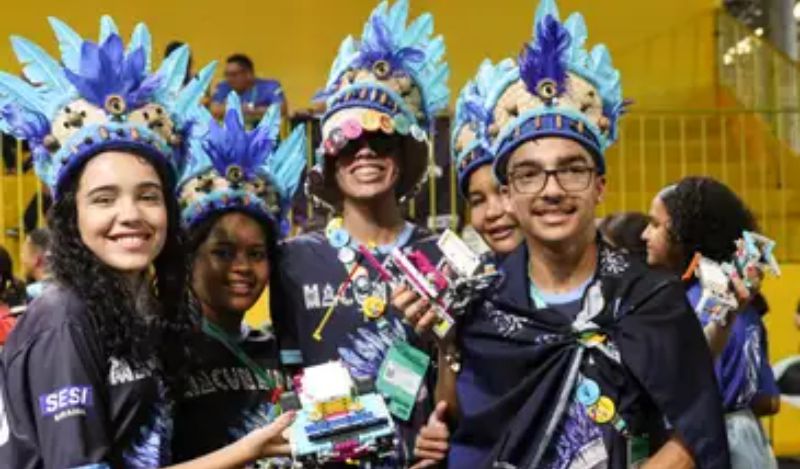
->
[376,341,430,421]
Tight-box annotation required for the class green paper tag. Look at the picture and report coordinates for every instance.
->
[628,434,650,468]
[376,341,430,421]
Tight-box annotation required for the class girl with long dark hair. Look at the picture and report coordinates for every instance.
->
[0,16,292,469]
[171,93,306,464]
[642,176,780,469]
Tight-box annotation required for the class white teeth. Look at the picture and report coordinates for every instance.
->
[115,235,147,249]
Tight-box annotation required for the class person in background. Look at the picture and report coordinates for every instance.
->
[171,92,307,464]
[598,211,649,261]
[20,228,51,300]
[642,176,779,469]
[0,245,26,345]
[409,59,525,467]
[210,54,287,122]
[270,0,450,465]
[22,184,52,235]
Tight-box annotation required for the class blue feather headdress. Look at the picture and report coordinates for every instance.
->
[489,0,627,183]
[0,16,214,198]
[177,92,307,236]
[307,0,449,209]
[451,58,516,197]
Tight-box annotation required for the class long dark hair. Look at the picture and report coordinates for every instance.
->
[47,151,194,391]
[660,176,757,272]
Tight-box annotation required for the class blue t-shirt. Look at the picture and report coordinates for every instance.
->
[686,282,779,412]
[211,78,284,108]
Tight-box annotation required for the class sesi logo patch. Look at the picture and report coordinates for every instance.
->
[38,386,93,420]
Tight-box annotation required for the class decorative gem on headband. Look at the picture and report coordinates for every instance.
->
[307,0,450,209]
[489,0,628,183]
[451,58,516,196]
[177,92,307,234]
[0,15,214,197]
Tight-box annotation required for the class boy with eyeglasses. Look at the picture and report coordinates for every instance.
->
[397,1,729,468]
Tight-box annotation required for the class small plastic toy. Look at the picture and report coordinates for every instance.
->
[280,361,397,467]
[359,229,502,338]
[685,231,780,325]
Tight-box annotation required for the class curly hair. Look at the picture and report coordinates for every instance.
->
[660,176,757,272]
[47,152,195,394]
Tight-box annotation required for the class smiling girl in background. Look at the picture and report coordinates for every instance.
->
[171,93,306,465]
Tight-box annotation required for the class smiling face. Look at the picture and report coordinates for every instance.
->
[75,151,167,276]
[191,212,270,316]
[503,137,604,247]
[467,165,522,254]
[333,133,402,201]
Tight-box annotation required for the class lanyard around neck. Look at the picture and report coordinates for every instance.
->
[201,318,276,390]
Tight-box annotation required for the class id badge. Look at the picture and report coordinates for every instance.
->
[376,341,430,421]
[627,434,650,468]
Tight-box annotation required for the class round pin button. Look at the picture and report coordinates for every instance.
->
[410,124,426,142]
[361,110,381,132]
[328,228,350,249]
[338,247,356,264]
[576,378,601,406]
[354,275,371,294]
[362,296,386,319]
[325,217,343,237]
[393,114,410,135]
[587,396,616,424]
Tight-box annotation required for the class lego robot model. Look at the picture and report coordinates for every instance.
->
[280,361,397,467]
[686,231,780,326]
[359,229,502,339]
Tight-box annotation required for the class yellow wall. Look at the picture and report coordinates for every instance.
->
[0,0,719,111]
[761,264,800,456]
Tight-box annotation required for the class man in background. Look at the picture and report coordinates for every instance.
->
[20,228,50,300]
[210,54,286,123]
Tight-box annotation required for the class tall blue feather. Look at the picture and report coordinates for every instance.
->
[533,0,560,35]
[519,14,570,98]
[173,61,216,124]
[0,71,47,115]
[153,44,190,103]
[99,15,119,44]
[267,124,307,201]
[47,17,83,72]
[10,36,74,114]
[128,23,153,72]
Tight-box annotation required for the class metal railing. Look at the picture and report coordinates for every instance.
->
[717,9,800,153]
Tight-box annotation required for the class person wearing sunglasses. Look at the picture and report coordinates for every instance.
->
[269,0,450,465]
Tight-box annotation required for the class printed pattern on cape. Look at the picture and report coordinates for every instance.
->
[486,299,529,339]
[599,246,630,276]
[121,379,173,468]
[541,398,608,469]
